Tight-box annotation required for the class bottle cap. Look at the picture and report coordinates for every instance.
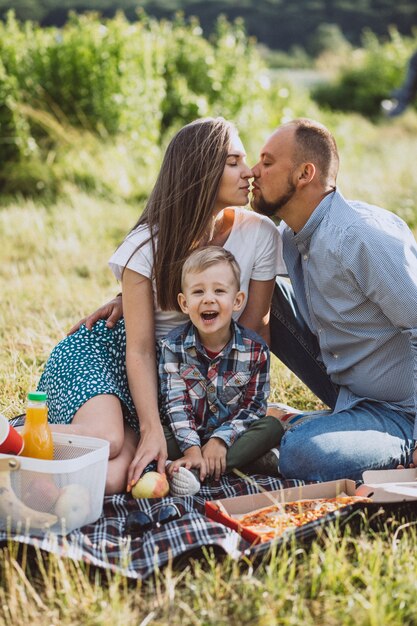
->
[27,391,48,402]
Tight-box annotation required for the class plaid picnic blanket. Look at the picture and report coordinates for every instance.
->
[0,416,305,580]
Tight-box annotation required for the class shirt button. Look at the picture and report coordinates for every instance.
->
[333,353,339,359]
[208,385,215,393]
[210,405,217,413]
[303,254,308,260]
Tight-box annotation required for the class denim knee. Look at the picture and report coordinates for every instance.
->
[279,405,415,483]
[279,425,331,481]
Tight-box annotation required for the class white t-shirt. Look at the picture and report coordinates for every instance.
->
[108,207,286,340]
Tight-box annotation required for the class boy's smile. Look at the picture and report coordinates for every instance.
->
[178,261,245,350]
[201,311,219,323]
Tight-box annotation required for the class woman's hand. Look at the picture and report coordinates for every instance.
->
[67,294,123,335]
[127,426,168,491]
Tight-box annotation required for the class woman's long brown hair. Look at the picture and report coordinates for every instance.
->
[125,117,234,311]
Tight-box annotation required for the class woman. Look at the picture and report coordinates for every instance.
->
[38,117,282,494]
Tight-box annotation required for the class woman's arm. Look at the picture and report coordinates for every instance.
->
[122,268,167,488]
[238,278,275,344]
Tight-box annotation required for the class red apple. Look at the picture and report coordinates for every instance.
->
[131,471,170,499]
[22,475,61,512]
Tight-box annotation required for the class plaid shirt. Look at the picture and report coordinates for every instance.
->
[159,320,270,452]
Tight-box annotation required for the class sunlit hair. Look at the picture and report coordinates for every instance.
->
[288,118,339,185]
[181,246,241,291]
[124,117,235,310]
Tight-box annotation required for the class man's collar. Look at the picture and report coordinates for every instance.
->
[292,188,336,245]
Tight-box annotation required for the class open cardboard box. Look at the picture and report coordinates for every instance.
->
[205,469,417,545]
[361,468,417,501]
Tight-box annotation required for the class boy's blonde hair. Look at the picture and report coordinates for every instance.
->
[181,246,241,290]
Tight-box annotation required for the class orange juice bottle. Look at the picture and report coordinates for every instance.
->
[21,391,54,460]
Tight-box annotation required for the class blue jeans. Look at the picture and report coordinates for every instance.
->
[270,278,415,482]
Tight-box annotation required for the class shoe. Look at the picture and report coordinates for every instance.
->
[387,99,409,117]
[381,98,409,117]
[168,465,201,496]
[267,402,303,431]
[243,449,281,477]
[268,402,303,415]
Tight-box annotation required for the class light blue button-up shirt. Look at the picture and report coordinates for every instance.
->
[280,189,417,435]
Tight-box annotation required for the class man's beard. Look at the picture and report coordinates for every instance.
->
[251,180,297,218]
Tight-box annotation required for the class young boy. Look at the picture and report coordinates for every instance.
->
[158,246,285,494]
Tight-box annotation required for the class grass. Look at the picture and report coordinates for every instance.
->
[2,522,417,625]
[1,112,417,624]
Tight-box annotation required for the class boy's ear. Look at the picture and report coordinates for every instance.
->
[177,292,188,314]
[233,290,245,312]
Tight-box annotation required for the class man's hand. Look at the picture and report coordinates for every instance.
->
[201,438,227,481]
[167,446,207,481]
[67,294,123,335]
[396,446,417,469]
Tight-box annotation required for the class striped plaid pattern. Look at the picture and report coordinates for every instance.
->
[159,320,270,451]
[0,415,306,580]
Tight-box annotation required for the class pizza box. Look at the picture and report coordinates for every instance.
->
[205,471,417,546]
[205,479,359,545]
[361,468,417,502]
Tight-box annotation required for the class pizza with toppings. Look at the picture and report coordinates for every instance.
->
[237,495,371,542]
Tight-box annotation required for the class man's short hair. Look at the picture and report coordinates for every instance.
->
[181,246,241,290]
[290,118,339,184]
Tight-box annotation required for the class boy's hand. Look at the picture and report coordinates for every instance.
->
[201,438,227,481]
[167,446,207,481]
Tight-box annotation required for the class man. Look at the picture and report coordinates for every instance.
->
[251,118,417,482]
[384,49,417,118]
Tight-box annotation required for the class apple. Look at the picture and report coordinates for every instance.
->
[131,471,170,499]
[22,475,61,512]
[54,484,90,530]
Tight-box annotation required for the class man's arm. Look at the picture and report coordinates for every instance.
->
[67,294,123,334]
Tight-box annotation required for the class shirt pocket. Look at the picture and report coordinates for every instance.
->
[221,370,251,405]
[179,364,207,400]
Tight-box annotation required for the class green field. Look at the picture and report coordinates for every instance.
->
[1,110,417,625]
[2,11,417,625]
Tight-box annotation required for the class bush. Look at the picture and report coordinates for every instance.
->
[307,23,351,58]
[311,29,417,119]
[0,10,277,198]
[0,59,36,171]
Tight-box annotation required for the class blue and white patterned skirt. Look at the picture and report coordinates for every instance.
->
[37,319,145,433]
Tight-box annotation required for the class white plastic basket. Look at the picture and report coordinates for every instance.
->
[0,431,109,535]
